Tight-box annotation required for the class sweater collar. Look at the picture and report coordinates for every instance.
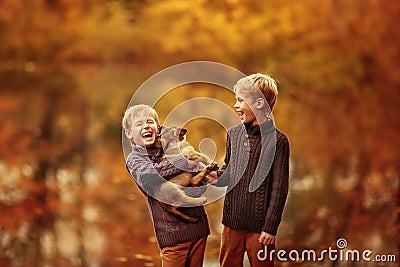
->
[132,144,147,155]
[132,144,163,157]
[244,118,275,136]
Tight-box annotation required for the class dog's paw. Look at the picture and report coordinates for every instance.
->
[212,163,219,171]
[204,164,215,172]
[204,163,219,173]
[201,175,209,183]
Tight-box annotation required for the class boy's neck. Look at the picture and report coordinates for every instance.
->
[251,113,267,126]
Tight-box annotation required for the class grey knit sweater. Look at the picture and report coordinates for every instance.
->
[126,144,210,249]
[216,119,290,235]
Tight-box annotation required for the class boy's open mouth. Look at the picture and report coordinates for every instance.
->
[142,132,153,139]
[237,111,244,119]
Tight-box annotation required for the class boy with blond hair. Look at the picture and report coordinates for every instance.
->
[122,104,210,267]
[215,73,290,267]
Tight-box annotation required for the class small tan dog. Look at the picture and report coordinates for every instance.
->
[153,126,218,223]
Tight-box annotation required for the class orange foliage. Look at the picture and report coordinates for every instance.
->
[0,0,399,266]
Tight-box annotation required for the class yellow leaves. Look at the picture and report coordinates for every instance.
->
[134,0,246,63]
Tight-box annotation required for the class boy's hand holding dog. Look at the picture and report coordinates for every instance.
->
[187,161,218,184]
[186,160,202,171]
[205,171,218,184]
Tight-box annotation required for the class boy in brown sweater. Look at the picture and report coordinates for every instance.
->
[215,73,290,267]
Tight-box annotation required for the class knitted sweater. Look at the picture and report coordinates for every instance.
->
[216,119,290,235]
[126,144,210,249]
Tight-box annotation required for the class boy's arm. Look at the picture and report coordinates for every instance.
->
[126,152,188,189]
[262,134,290,236]
[213,133,231,187]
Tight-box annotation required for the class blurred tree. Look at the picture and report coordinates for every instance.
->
[0,69,90,266]
[274,0,400,258]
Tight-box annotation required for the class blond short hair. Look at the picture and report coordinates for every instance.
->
[234,73,278,111]
[122,104,159,132]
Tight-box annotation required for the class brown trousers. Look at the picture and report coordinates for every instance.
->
[160,236,207,267]
[220,226,275,267]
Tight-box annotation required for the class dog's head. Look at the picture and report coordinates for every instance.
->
[155,126,187,153]
[159,126,187,142]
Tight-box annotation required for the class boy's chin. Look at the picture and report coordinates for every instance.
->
[241,119,258,126]
[240,117,251,124]
[239,114,251,124]
[143,138,156,147]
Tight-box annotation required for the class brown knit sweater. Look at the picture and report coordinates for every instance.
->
[126,144,210,249]
[216,119,290,235]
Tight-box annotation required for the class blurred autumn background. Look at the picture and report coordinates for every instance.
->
[0,0,399,266]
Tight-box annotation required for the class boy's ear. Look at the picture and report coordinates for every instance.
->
[256,98,265,109]
[125,128,132,138]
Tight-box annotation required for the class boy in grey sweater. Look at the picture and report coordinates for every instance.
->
[123,104,210,267]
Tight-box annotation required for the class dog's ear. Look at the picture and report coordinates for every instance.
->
[178,128,187,141]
